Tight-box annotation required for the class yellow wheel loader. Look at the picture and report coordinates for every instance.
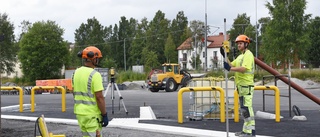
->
[147,63,192,92]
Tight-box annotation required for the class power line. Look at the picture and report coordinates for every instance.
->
[74,29,186,47]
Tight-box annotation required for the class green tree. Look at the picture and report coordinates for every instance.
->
[263,0,310,69]
[257,17,271,56]
[243,25,257,55]
[73,17,107,68]
[307,16,320,67]
[188,20,205,69]
[228,13,251,40]
[164,34,176,63]
[142,47,159,73]
[109,24,120,68]
[130,18,149,66]
[0,13,17,75]
[17,20,32,41]
[145,10,170,64]
[118,16,137,70]
[228,13,252,59]
[189,54,202,70]
[18,20,68,83]
[170,11,188,62]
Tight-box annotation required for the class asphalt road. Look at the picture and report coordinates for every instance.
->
[1,86,320,137]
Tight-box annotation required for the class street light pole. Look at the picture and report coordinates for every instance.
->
[204,0,208,71]
[194,35,197,70]
[255,0,258,58]
[124,38,126,71]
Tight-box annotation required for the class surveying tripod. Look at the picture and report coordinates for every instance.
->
[103,73,128,115]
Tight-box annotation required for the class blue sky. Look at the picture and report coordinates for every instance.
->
[1,0,319,42]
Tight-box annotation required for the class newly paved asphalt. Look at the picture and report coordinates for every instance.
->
[1,85,320,137]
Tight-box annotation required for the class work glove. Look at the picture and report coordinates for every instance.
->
[101,113,109,127]
[223,62,231,71]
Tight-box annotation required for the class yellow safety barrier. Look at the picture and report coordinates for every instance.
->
[36,115,66,137]
[31,86,66,112]
[234,86,280,122]
[178,87,225,124]
[1,86,24,112]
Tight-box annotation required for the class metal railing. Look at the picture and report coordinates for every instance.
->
[0,86,24,112]
[262,74,292,117]
[177,87,225,123]
[234,86,281,122]
[31,86,66,112]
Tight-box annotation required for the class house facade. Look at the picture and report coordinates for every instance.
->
[177,32,229,70]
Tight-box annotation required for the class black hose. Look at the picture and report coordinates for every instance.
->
[34,117,42,137]
[292,105,301,116]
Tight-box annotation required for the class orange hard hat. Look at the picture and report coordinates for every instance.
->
[235,35,250,44]
[78,46,102,59]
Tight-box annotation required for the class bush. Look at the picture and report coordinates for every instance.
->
[291,69,320,82]
[116,70,147,83]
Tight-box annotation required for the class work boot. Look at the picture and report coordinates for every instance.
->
[235,131,245,136]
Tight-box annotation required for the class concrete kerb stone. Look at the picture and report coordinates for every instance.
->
[1,104,34,112]
[1,105,273,137]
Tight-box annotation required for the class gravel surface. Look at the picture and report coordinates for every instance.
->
[1,119,192,137]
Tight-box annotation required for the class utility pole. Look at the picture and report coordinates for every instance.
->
[255,0,258,58]
[124,38,126,71]
[204,0,208,72]
[194,34,197,70]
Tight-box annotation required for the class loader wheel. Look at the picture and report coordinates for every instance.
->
[165,78,177,92]
[150,88,159,92]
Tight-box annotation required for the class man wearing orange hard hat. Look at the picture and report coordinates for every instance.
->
[73,46,108,137]
[222,35,256,137]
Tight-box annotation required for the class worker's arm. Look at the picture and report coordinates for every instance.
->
[230,66,246,73]
[95,91,106,115]
[225,59,246,73]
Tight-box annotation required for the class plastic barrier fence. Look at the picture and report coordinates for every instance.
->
[31,86,66,112]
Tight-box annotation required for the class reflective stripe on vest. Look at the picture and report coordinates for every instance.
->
[73,70,97,105]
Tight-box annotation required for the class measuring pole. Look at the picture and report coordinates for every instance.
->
[223,18,229,137]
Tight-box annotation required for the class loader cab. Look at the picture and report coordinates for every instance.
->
[163,63,180,74]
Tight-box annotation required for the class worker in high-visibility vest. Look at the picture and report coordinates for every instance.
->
[72,46,108,137]
[222,35,255,137]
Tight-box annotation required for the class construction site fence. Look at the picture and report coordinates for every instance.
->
[179,76,281,123]
[186,76,235,121]
[178,86,225,124]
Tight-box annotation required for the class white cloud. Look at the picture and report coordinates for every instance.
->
[0,0,319,42]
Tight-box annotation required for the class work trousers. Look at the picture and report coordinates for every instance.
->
[238,85,255,136]
[76,114,103,137]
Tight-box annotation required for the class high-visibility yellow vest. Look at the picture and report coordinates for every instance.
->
[231,50,255,86]
[72,67,104,115]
